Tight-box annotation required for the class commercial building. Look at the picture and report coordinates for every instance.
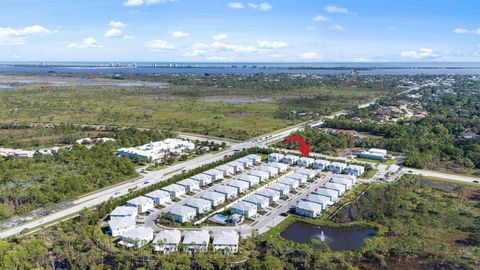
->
[243,194,270,209]
[295,168,318,180]
[247,170,270,182]
[358,148,387,161]
[313,188,339,202]
[257,165,278,177]
[304,194,333,210]
[230,201,257,218]
[184,198,212,214]
[329,162,347,174]
[200,191,226,207]
[297,157,314,168]
[236,174,260,188]
[109,206,138,219]
[183,230,210,253]
[255,188,281,203]
[324,182,346,196]
[119,226,154,248]
[108,217,136,237]
[144,190,171,205]
[213,185,238,200]
[212,231,239,253]
[176,178,201,192]
[225,180,250,193]
[126,196,154,213]
[161,184,187,198]
[116,139,195,161]
[346,165,365,176]
[153,229,182,253]
[216,165,234,177]
[245,154,262,165]
[312,160,331,170]
[268,153,284,163]
[167,205,197,223]
[277,177,299,189]
[268,162,289,173]
[295,201,322,218]
[190,174,212,186]
[282,155,299,165]
[203,169,225,182]
[267,182,290,196]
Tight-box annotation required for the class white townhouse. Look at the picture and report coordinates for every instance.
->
[267,182,290,196]
[313,188,339,203]
[304,194,333,210]
[216,165,235,177]
[329,162,348,174]
[126,196,155,213]
[333,174,357,185]
[297,157,315,168]
[255,188,281,203]
[346,165,365,177]
[268,153,284,163]
[201,191,226,207]
[277,177,299,189]
[190,174,212,186]
[295,168,318,180]
[295,200,322,218]
[144,190,171,205]
[213,185,238,200]
[110,206,138,219]
[247,170,270,182]
[177,178,201,192]
[330,177,353,189]
[282,155,299,165]
[226,161,244,173]
[243,194,270,209]
[225,180,250,193]
[324,182,346,196]
[257,165,278,177]
[245,154,262,165]
[161,184,187,198]
[108,217,136,237]
[286,173,308,184]
[236,174,260,188]
[312,159,331,170]
[183,230,210,253]
[203,169,225,182]
[236,157,253,169]
[230,201,257,218]
[268,162,289,173]
[213,231,239,254]
[119,226,154,248]
[167,205,197,223]
[184,198,212,214]
[153,229,182,253]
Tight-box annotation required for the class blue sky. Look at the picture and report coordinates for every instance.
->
[0,0,479,62]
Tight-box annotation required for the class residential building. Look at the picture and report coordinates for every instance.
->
[203,169,225,181]
[213,186,238,200]
[324,182,346,196]
[119,226,154,248]
[153,229,181,253]
[247,170,270,182]
[346,165,365,176]
[313,188,339,202]
[304,194,333,210]
[190,174,212,186]
[257,165,278,177]
[177,178,200,192]
[110,206,138,219]
[201,191,226,207]
[295,168,318,180]
[255,188,281,203]
[277,177,299,189]
[225,180,249,193]
[286,173,308,184]
[267,182,290,196]
[282,155,299,165]
[144,190,171,205]
[183,230,210,253]
[268,162,289,173]
[108,217,136,237]
[226,161,244,173]
[243,194,270,209]
[329,162,347,174]
[295,201,322,218]
[236,174,260,187]
[236,157,253,169]
[167,205,197,223]
[216,165,234,177]
[312,160,330,170]
[184,198,212,214]
[230,201,257,218]
[245,154,262,165]
[161,184,187,198]
[330,177,353,189]
[126,196,154,213]
[213,231,239,253]
[334,174,357,185]
[297,157,314,167]
[268,153,284,163]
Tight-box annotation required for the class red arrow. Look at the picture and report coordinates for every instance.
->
[284,135,310,157]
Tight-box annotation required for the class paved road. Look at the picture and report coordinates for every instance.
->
[403,168,479,184]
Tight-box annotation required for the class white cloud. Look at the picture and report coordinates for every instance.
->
[453,27,480,34]
[330,24,346,31]
[123,35,135,40]
[206,55,232,61]
[171,31,190,38]
[257,40,288,49]
[299,52,319,60]
[228,2,245,9]
[248,3,257,8]
[400,48,439,59]
[184,49,207,57]
[354,57,373,62]
[105,28,123,38]
[123,0,175,7]
[210,41,257,53]
[213,33,228,41]
[325,5,356,15]
[306,26,316,31]
[258,2,272,11]
[0,25,52,45]
[313,15,329,22]
[143,39,176,50]
[66,37,102,49]
[110,21,127,28]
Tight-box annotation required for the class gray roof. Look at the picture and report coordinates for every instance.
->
[145,190,170,200]
[153,229,181,245]
[225,179,250,188]
[127,196,154,206]
[183,230,210,245]
[213,185,238,195]
[201,191,225,201]
[168,205,197,216]
[256,188,280,197]
[314,188,339,197]
[120,226,153,241]
[110,206,138,216]
[244,194,269,205]
[305,194,332,205]
[184,198,211,209]
[162,184,186,192]
[108,217,136,230]
[213,231,239,246]
[231,201,257,211]
[177,178,200,187]
[268,182,290,191]
[296,200,322,211]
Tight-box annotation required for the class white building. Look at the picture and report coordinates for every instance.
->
[247,170,270,182]
[243,194,270,209]
[119,226,154,248]
[167,205,197,223]
[216,165,234,177]
[257,165,278,177]
[295,168,318,180]
[282,155,299,165]
[213,186,238,200]
[277,177,299,189]
[153,229,182,253]
[144,190,171,205]
[177,178,201,192]
[116,139,195,161]
[184,198,212,214]
[236,157,253,169]
[286,173,308,184]
[236,174,260,188]
[230,201,257,218]
[295,200,322,218]
[312,160,331,170]
[334,174,357,185]
[245,154,262,165]
[304,194,333,210]
[268,153,284,163]
[110,206,138,219]
[324,182,346,196]
[225,180,250,193]
[161,184,187,198]
[369,148,387,156]
[226,161,244,173]
[203,169,225,182]
[255,188,281,203]
[329,162,347,174]
[268,162,289,173]
[126,196,154,213]
[183,230,210,253]
[267,182,291,196]
[313,188,339,202]
[297,157,314,168]
[346,165,365,176]
[330,177,353,189]
[191,174,212,186]
[108,217,136,237]
[200,191,226,207]
[213,231,239,254]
